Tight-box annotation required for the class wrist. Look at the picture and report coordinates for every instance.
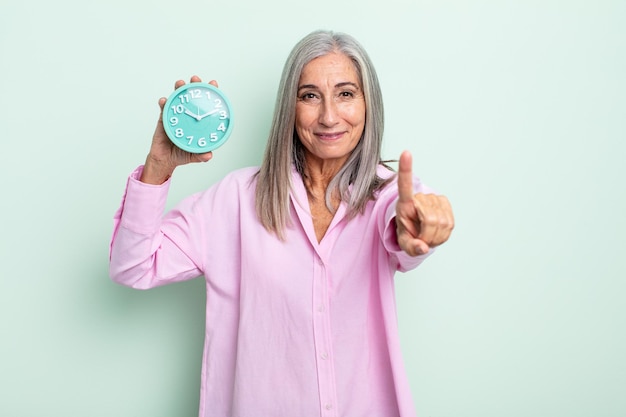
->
[140,155,174,185]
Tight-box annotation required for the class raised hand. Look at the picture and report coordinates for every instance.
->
[395,151,454,256]
[140,75,218,185]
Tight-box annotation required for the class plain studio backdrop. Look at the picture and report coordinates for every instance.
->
[1,0,624,416]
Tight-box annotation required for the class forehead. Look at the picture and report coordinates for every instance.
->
[299,52,361,86]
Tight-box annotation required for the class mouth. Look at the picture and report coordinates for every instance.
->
[315,132,345,141]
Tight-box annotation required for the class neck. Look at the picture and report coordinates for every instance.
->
[303,154,347,188]
[302,160,345,207]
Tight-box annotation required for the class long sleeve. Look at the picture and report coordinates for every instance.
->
[109,166,203,289]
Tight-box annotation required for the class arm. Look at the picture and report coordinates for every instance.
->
[109,76,215,288]
[109,167,205,289]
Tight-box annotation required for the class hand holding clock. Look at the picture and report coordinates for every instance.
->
[141,76,220,185]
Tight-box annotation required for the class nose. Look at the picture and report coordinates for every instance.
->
[318,97,339,127]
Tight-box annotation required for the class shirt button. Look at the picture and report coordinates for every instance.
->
[325,404,333,410]
[317,305,325,312]
[321,352,328,360]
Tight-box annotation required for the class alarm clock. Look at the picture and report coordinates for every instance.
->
[162,82,234,153]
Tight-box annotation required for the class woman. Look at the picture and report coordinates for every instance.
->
[110,30,453,417]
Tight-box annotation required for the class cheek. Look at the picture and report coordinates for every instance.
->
[345,103,366,128]
[295,105,315,131]
[350,105,366,141]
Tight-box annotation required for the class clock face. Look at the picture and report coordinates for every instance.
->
[162,82,234,153]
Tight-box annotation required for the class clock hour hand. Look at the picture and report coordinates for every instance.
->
[183,107,202,121]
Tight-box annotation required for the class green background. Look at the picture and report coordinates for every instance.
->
[1,0,624,416]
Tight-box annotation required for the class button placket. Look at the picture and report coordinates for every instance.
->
[312,254,338,416]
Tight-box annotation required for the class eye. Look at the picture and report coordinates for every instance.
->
[299,92,320,102]
[338,90,358,101]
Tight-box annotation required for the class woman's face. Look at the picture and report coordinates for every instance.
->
[295,52,366,170]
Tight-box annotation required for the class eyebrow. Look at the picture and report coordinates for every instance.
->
[297,82,361,92]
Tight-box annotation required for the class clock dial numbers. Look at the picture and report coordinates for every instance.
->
[175,127,224,146]
[178,89,203,104]
[185,136,208,147]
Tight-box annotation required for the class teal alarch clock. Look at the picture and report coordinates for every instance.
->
[163,82,234,153]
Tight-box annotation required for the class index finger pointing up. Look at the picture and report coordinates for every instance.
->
[398,150,414,203]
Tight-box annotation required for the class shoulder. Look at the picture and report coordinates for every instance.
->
[374,163,398,199]
[376,163,397,182]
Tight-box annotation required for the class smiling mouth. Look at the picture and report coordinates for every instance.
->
[315,132,345,140]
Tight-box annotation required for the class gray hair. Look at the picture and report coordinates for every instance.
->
[255,30,391,238]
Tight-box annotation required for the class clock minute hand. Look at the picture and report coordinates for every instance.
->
[197,108,221,120]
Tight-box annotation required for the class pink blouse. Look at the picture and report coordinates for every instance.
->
[110,164,433,417]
